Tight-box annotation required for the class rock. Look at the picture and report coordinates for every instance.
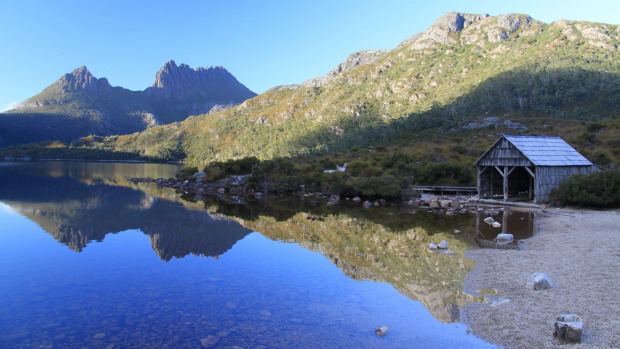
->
[438,240,449,249]
[373,201,380,207]
[492,221,502,228]
[528,272,555,291]
[484,217,495,225]
[428,242,438,250]
[352,196,362,203]
[375,326,389,337]
[260,309,272,316]
[225,301,238,309]
[363,201,373,208]
[453,229,461,234]
[200,335,220,348]
[217,188,226,194]
[496,233,514,242]
[93,333,106,339]
[193,171,207,179]
[553,314,583,344]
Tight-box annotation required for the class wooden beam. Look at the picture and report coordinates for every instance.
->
[494,166,505,177]
[506,166,517,176]
[524,166,535,178]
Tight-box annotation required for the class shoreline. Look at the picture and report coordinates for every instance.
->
[461,208,620,348]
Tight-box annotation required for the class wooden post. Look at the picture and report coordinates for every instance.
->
[503,166,509,201]
[477,166,481,199]
[524,166,536,201]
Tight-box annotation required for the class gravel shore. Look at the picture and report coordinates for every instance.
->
[462,208,620,349]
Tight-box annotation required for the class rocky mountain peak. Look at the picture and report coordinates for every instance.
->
[54,66,112,93]
[145,60,255,101]
[400,12,540,50]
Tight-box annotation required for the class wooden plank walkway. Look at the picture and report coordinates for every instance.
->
[412,186,478,196]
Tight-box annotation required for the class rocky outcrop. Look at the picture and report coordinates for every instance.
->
[399,12,541,49]
[400,12,489,49]
[304,50,387,87]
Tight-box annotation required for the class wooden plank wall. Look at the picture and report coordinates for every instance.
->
[535,166,598,203]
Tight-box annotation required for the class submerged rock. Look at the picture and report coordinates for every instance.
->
[200,335,220,348]
[375,325,389,337]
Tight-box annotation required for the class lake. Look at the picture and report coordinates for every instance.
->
[0,161,504,348]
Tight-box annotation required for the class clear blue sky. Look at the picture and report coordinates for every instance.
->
[0,0,618,111]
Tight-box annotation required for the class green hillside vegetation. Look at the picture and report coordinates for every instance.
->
[2,14,619,172]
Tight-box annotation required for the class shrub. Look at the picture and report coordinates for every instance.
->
[551,170,620,207]
[176,166,199,181]
[414,163,474,185]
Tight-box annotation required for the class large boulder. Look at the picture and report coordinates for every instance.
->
[193,171,207,179]
[553,314,583,344]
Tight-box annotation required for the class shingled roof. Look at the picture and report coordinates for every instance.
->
[476,135,593,166]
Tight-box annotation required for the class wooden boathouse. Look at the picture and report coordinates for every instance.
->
[475,135,598,203]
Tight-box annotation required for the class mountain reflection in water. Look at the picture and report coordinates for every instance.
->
[0,162,251,260]
[0,161,499,348]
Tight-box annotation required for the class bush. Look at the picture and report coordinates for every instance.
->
[551,170,620,207]
[414,163,474,185]
[176,166,199,181]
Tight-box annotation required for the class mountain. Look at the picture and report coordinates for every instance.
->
[3,13,620,165]
[0,61,256,146]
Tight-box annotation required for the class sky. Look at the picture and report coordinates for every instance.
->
[0,0,619,112]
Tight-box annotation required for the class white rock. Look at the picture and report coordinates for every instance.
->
[492,221,502,228]
[437,240,449,249]
[528,272,555,291]
[428,242,438,250]
[484,216,494,224]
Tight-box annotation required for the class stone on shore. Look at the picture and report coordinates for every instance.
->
[438,240,449,249]
[528,272,555,291]
[553,314,583,344]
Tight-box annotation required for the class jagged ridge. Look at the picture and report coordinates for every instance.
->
[0,61,257,147]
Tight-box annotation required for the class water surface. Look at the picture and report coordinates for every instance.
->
[0,161,498,348]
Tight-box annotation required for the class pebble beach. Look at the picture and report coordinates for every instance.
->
[462,209,620,348]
